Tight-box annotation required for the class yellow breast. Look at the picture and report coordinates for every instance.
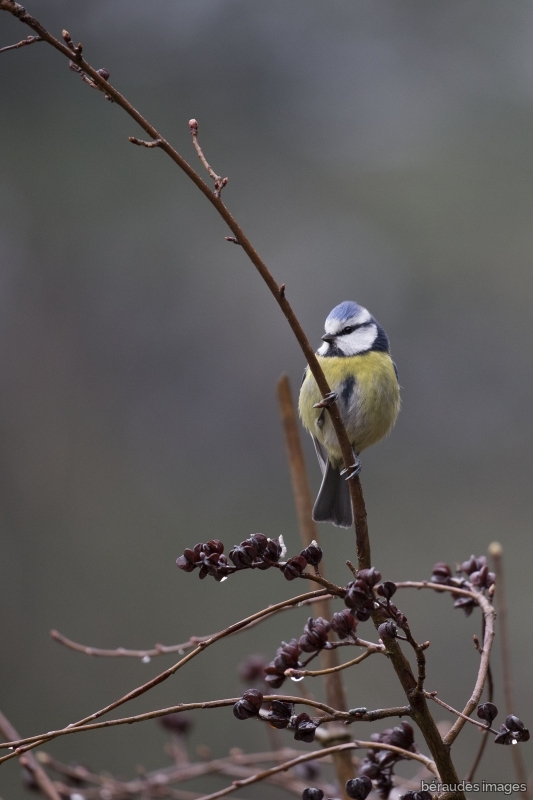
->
[298,351,400,466]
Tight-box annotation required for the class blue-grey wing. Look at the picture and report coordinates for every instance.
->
[312,436,328,476]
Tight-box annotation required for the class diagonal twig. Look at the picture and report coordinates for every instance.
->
[0,711,61,800]
[0,33,41,53]
[0,589,330,765]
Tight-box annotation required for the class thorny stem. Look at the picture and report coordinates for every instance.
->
[0,589,330,765]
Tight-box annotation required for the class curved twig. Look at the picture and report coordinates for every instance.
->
[0,589,329,765]
[195,739,439,800]
[286,645,384,678]
[0,0,369,569]
[49,593,335,659]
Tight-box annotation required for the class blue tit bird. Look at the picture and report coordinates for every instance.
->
[298,301,400,528]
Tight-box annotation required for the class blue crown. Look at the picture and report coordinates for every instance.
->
[326,301,364,324]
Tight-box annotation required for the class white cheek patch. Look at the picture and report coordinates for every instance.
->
[317,341,330,355]
[337,323,377,356]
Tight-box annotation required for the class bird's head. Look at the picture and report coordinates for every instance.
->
[317,300,389,357]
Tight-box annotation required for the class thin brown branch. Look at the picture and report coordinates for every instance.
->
[424,692,498,735]
[195,739,438,800]
[0,33,41,53]
[49,594,334,659]
[465,620,494,782]
[0,0,370,569]
[0,711,61,800]
[0,694,341,754]
[38,747,304,789]
[0,589,329,764]
[401,623,429,694]
[128,136,162,148]
[489,541,528,793]
[443,589,495,746]
[286,645,384,678]
[394,580,479,599]
[0,5,467,792]
[41,747,317,800]
[188,119,228,197]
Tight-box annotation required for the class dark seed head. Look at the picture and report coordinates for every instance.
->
[300,541,323,568]
[293,712,318,743]
[302,790,324,800]
[477,702,498,726]
[346,775,373,800]
[330,609,358,639]
[233,689,264,720]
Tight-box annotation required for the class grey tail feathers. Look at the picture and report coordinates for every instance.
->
[311,437,353,528]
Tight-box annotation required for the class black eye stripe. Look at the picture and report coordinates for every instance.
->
[340,322,369,335]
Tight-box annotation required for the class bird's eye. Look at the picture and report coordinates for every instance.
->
[341,325,355,335]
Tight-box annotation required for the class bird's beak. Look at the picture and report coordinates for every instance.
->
[321,333,336,343]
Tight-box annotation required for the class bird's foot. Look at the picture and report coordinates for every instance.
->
[341,452,361,481]
[313,391,338,409]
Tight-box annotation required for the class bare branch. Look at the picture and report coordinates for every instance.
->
[443,589,495,746]
[0,694,342,754]
[195,739,439,800]
[128,136,162,148]
[0,711,61,800]
[188,119,228,197]
[424,692,498,735]
[0,33,41,53]
[0,589,330,764]
[286,645,384,679]
[489,542,528,792]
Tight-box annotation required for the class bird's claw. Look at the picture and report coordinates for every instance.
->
[341,454,361,481]
[313,391,338,409]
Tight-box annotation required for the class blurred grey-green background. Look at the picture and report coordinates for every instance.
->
[1,1,532,797]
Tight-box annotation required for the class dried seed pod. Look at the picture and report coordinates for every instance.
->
[376,580,397,600]
[232,689,264,720]
[346,775,373,800]
[302,790,324,800]
[299,617,330,652]
[358,567,382,587]
[430,562,452,585]
[330,609,358,639]
[267,700,294,729]
[378,621,398,639]
[300,541,323,568]
[283,555,308,581]
[505,715,530,742]
[176,548,201,572]
[477,702,498,726]
[293,712,318,743]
